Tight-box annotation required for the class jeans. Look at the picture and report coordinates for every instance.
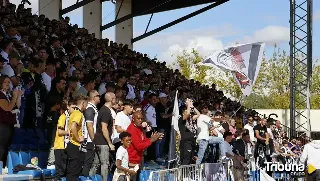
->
[90,145,110,181]
[196,136,225,164]
[155,128,166,159]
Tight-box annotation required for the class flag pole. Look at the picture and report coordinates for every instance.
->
[230,95,246,118]
[168,90,180,169]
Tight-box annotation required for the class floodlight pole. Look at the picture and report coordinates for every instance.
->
[289,0,313,138]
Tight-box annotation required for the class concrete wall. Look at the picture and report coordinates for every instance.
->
[115,0,133,49]
[255,109,319,131]
[83,0,102,39]
[39,0,61,20]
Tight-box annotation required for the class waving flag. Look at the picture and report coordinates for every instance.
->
[168,90,180,167]
[200,42,265,96]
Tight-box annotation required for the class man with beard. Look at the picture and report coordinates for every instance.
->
[253,118,269,168]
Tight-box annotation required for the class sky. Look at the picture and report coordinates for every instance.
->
[11,0,320,65]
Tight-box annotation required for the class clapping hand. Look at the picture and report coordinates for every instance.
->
[150,131,163,142]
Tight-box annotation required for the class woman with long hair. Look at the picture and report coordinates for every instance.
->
[0,75,23,167]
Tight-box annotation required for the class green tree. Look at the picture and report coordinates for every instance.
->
[172,48,212,84]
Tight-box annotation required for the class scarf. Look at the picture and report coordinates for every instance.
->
[185,116,197,136]
[64,110,70,148]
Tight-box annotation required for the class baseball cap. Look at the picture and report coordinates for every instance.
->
[159,93,168,98]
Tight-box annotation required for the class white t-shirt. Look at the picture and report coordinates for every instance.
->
[215,126,224,138]
[224,141,234,156]
[110,108,119,144]
[197,114,211,140]
[244,124,256,142]
[116,146,129,170]
[114,111,131,143]
[41,72,52,92]
[144,104,156,127]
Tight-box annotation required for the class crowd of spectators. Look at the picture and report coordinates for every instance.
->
[0,2,311,181]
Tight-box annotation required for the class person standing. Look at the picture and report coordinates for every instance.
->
[91,92,116,180]
[127,112,163,181]
[0,76,23,167]
[53,100,76,180]
[66,94,88,181]
[155,93,171,162]
[179,99,200,165]
[253,118,269,166]
[244,116,256,144]
[300,140,320,180]
[114,100,133,149]
[81,90,100,176]
[23,58,47,128]
[112,132,136,181]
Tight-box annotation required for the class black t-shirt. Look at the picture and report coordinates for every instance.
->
[232,139,246,158]
[155,102,169,129]
[94,105,113,145]
[178,117,195,140]
[253,124,268,143]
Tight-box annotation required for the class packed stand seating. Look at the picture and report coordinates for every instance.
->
[0,2,311,181]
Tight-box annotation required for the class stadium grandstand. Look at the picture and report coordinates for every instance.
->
[0,0,316,181]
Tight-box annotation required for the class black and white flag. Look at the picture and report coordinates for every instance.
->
[168,90,180,168]
[199,42,265,96]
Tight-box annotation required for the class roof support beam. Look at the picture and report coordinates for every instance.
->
[101,0,172,31]
[132,0,229,43]
[61,0,96,15]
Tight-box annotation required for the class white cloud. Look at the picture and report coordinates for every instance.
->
[240,25,290,45]
[135,24,237,65]
[158,36,224,65]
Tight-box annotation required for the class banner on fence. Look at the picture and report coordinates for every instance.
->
[203,163,226,181]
